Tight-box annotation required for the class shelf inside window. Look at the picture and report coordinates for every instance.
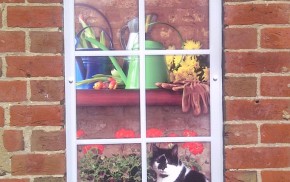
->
[76,89,182,106]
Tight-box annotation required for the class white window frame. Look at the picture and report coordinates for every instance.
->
[64,0,223,181]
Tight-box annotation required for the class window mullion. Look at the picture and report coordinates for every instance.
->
[209,0,223,181]
[138,1,148,182]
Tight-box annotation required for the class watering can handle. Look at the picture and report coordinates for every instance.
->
[75,26,114,49]
[75,3,113,42]
[75,26,114,80]
[119,25,128,50]
[120,22,184,50]
[148,22,184,48]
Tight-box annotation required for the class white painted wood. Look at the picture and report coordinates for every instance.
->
[64,0,223,181]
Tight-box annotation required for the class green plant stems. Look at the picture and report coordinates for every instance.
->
[86,37,127,85]
[76,74,124,86]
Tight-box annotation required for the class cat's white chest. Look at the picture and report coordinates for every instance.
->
[157,176,178,182]
[154,163,185,182]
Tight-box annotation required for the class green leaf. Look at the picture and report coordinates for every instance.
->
[78,15,99,48]
[100,30,106,46]
[85,37,127,85]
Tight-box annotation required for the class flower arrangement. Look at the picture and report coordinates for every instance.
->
[75,15,127,89]
[165,40,209,83]
[156,39,210,116]
[78,128,205,182]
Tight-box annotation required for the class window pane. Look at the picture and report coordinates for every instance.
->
[146,54,210,137]
[147,142,211,182]
[74,1,139,50]
[145,0,209,50]
[78,144,142,181]
[76,56,141,139]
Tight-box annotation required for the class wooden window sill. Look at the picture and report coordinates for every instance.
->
[76,89,182,106]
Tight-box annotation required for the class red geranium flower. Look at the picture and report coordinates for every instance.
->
[167,132,178,137]
[82,144,104,155]
[77,129,85,138]
[182,142,204,155]
[115,128,136,138]
[182,142,192,149]
[189,142,204,155]
[183,129,197,137]
[146,128,164,137]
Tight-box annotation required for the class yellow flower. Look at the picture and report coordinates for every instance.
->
[165,46,175,70]
[201,67,209,81]
[183,40,201,50]
[165,39,209,82]
[173,55,183,66]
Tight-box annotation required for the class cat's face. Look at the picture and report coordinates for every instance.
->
[151,144,180,177]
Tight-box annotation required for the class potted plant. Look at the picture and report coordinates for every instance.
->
[78,128,206,182]
[156,40,210,116]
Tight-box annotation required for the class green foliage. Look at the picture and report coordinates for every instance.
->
[179,155,202,172]
[80,149,142,182]
[79,146,202,182]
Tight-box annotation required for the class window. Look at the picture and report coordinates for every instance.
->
[64,0,222,181]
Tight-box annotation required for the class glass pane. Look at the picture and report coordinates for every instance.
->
[74,0,139,50]
[76,56,141,139]
[75,55,127,90]
[146,54,210,137]
[147,142,211,182]
[145,0,209,50]
[78,144,141,181]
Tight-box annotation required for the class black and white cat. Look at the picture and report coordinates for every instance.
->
[150,144,208,182]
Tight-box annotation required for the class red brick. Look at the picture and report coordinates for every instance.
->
[226,147,290,169]
[224,4,290,25]
[0,107,4,127]
[31,130,65,151]
[225,171,257,182]
[0,58,2,77]
[224,28,257,49]
[10,105,64,126]
[225,52,290,74]
[34,177,65,182]
[0,0,24,2]
[28,0,62,2]
[225,124,258,145]
[224,0,255,1]
[261,124,290,143]
[262,171,290,182]
[7,6,62,28]
[261,76,290,97]
[0,10,2,27]
[6,56,63,77]
[224,77,257,97]
[261,28,290,49]
[11,154,65,175]
[30,31,63,53]
[30,80,64,101]
[226,99,290,121]
[0,179,29,182]
[0,81,27,102]
[3,130,24,152]
[0,31,25,52]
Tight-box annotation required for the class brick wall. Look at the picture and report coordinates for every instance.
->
[224,0,290,182]
[0,0,65,182]
[0,0,289,182]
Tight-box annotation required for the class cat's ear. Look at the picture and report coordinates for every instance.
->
[172,144,178,156]
[151,143,158,152]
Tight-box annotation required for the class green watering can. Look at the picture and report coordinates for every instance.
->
[124,40,169,89]
[119,16,183,89]
[85,21,183,89]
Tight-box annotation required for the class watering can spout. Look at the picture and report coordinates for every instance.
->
[125,40,169,89]
[120,14,158,50]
